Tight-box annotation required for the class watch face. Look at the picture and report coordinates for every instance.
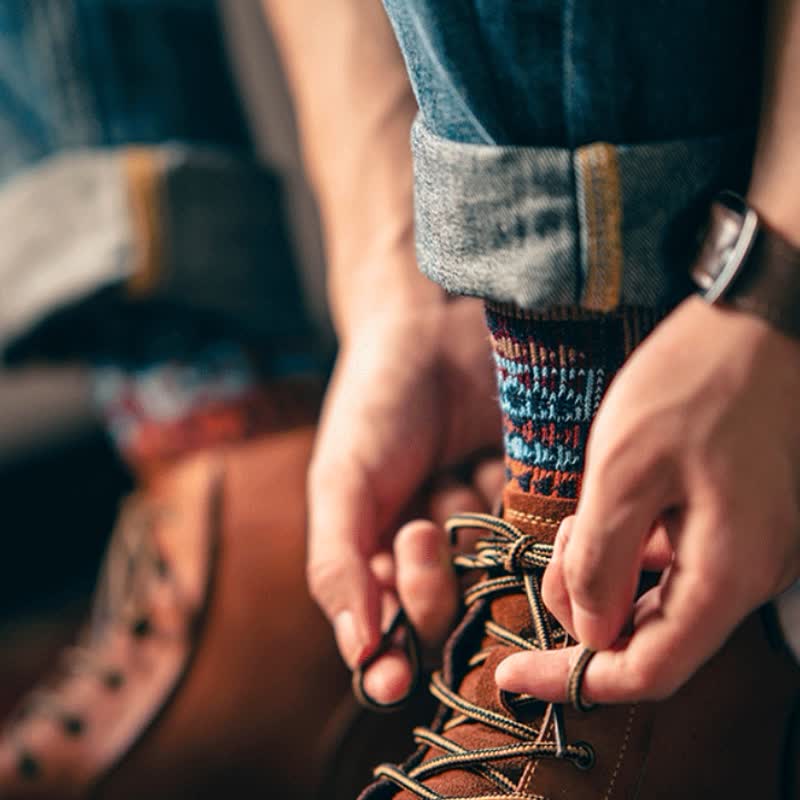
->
[690,193,759,303]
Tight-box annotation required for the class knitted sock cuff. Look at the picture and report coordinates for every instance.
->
[485,303,662,502]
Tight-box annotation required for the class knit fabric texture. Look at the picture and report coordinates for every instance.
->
[486,303,660,501]
[92,339,319,475]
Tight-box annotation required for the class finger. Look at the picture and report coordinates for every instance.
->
[307,468,382,668]
[362,648,413,705]
[542,517,672,645]
[426,476,485,528]
[370,551,396,590]
[495,646,575,699]
[361,587,414,705]
[498,516,746,703]
[362,518,456,706]
[542,516,577,639]
[471,456,506,510]
[564,444,675,650]
[425,474,487,554]
[642,520,674,572]
[395,519,459,651]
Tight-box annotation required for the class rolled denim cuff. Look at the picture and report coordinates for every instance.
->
[0,146,308,360]
[411,117,753,311]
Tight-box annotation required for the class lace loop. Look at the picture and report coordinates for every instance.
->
[567,647,597,713]
[503,535,539,573]
[353,608,422,713]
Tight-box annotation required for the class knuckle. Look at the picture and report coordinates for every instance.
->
[589,427,669,498]
[564,548,607,611]
[307,453,338,496]
[410,601,452,642]
[624,654,677,702]
[541,566,567,609]
[306,557,347,609]
[684,568,723,613]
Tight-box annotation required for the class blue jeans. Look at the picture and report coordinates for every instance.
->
[0,0,309,363]
[382,0,763,311]
[382,0,800,660]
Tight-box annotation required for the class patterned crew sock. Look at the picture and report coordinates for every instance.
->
[485,303,661,509]
[92,339,320,479]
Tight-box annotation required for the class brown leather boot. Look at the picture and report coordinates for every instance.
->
[357,492,800,800]
[0,380,432,799]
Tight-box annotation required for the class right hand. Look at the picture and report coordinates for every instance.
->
[307,298,503,703]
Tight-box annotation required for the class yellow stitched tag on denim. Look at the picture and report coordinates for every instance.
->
[576,142,623,312]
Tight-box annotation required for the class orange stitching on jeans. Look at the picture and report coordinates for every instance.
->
[124,147,164,296]
[577,143,623,312]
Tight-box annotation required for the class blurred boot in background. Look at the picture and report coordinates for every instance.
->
[0,374,433,799]
[0,1,430,796]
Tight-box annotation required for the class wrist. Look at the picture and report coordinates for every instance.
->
[691,191,800,340]
[330,239,448,344]
[747,178,800,249]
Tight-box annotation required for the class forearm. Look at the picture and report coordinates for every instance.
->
[748,0,800,244]
[262,0,444,338]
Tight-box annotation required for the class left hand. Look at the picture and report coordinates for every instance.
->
[496,296,800,704]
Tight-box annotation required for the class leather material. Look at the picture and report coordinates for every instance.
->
[0,458,219,798]
[0,392,433,799]
[691,195,800,339]
[359,490,800,799]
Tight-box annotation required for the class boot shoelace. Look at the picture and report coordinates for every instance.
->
[358,512,596,799]
[5,496,186,781]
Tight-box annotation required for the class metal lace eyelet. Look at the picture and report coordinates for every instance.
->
[104,670,125,690]
[131,617,152,638]
[155,556,170,579]
[18,752,40,780]
[573,741,596,771]
[62,715,85,737]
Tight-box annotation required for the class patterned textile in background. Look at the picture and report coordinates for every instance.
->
[485,304,659,500]
[93,342,318,471]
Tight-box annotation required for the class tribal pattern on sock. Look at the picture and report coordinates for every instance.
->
[486,304,660,501]
[93,341,319,474]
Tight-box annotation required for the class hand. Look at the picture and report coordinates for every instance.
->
[496,296,800,703]
[307,298,503,702]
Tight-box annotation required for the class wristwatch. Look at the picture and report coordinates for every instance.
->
[690,190,800,339]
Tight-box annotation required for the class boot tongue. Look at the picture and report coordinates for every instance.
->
[501,487,577,544]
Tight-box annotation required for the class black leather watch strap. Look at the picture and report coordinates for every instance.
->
[691,192,800,339]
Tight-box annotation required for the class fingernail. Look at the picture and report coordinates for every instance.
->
[495,653,526,691]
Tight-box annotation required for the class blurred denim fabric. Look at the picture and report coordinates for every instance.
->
[382,0,763,312]
[0,0,248,180]
[0,0,310,363]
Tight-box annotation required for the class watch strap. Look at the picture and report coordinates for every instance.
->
[692,195,800,339]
